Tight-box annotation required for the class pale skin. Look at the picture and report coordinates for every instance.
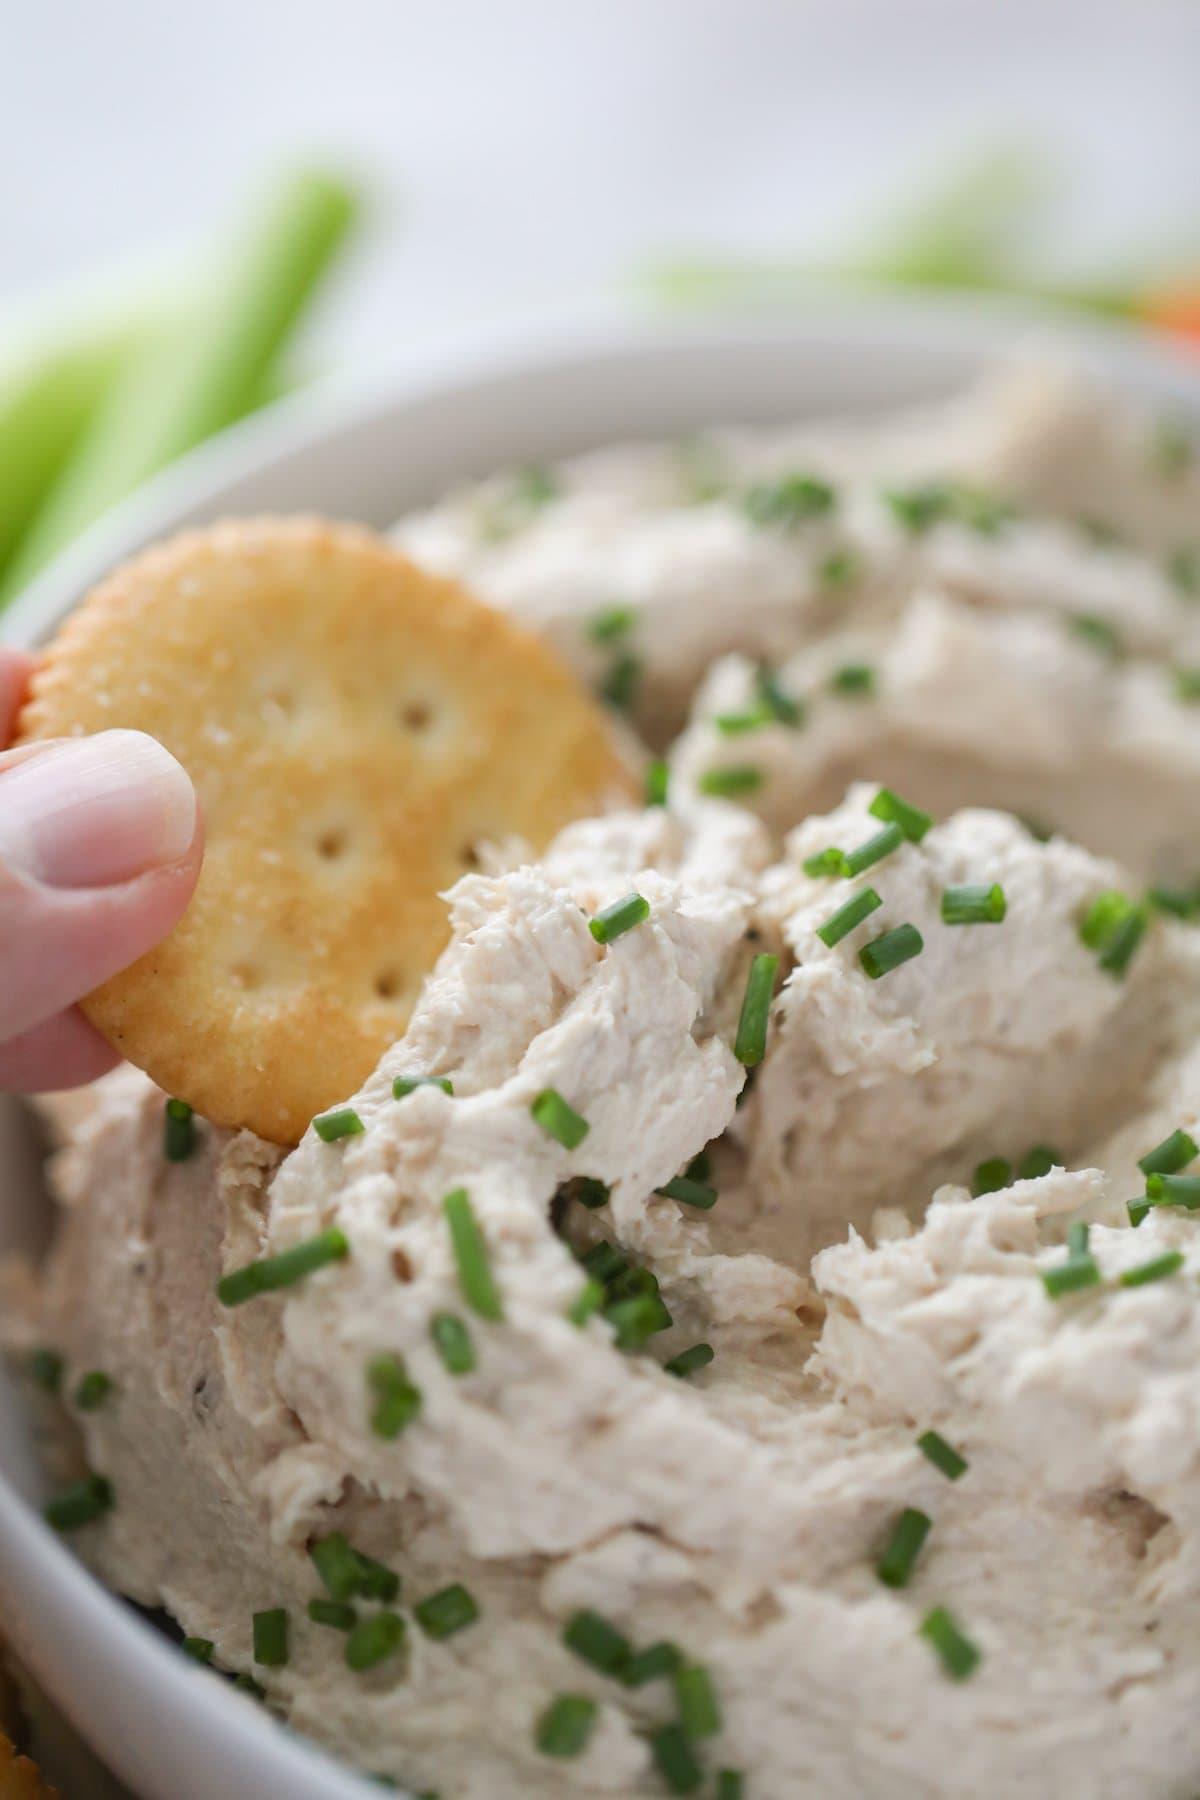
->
[0,648,203,1091]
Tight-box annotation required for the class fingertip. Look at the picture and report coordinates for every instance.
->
[0,1006,120,1092]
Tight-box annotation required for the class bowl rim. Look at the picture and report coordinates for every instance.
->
[2,296,1200,1800]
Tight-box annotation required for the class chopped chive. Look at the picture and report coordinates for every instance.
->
[1138,1128,1198,1176]
[560,1176,611,1211]
[393,1075,454,1099]
[1173,666,1200,703]
[803,846,847,878]
[655,1175,718,1209]
[645,759,669,807]
[1120,1250,1185,1287]
[1145,1172,1200,1209]
[233,1674,265,1701]
[44,1474,113,1532]
[755,663,804,726]
[1169,545,1199,596]
[841,822,904,877]
[588,605,635,644]
[345,1610,406,1672]
[622,1641,682,1687]
[884,482,950,533]
[600,652,641,713]
[580,1240,627,1285]
[716,1774,745,1800]
[1147,884,1200,920]
[919,1606,981,1680]
[877,1507,932,1589]
[816,886,882,948]
[514,464,558,509]
[1017,1145,1061,1181]
[564,1608,631,1676]
[164,1097,197,1162]
[686,1148,712,1181]
[1070,613,1121,657]
[651,1723,703,1793]
[536,1694,597,1758]
[859,923,923,980]
[1080,889,1134,949]
[605,1292,673,1350]
[181,1637,214,1663]
[869,787,933,842]
[818,547,858,588]
[1151,419,1193,477]
[714,707,770,736]
[917,1430,967,1481]
[313,1106,364,1143]
[414,1583,479,1640]
[310,1533,364,1603]
[698,765,764,798]
[1098,907,1147,978]
[443,1188,504,1321]
[74,1370,114,1412]
[972,1158,1012,1196]
[830,661,875,696]
[367,1353,422,1438]
[308,1598,357,1631]
[531,1088,590,1149]
[1067,1221,1090,1257]
[664,1343,714,1379]
[674,1661,722,1738]
[941,883,1007,926]
[734,951,778,1066]
[252,1608,288,1667]
[28,1348,63,1394]
[354,1552,400,1604]
[217,1226,349,1307]
[1041,1254,1101,1298]
[743,472,835,528]
[1128,1198,1152,1227]
[430,1311,475,1375]
[567,1278,606,1327]
[589,891,650,944]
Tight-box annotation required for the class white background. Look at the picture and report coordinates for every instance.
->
[3,0,1197,365]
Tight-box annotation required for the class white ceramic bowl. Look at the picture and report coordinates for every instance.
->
[2,305,1199,1800]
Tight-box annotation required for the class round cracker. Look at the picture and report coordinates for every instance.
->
[20,518,635,1143]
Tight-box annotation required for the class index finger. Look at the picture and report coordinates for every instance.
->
[0,650,32,748]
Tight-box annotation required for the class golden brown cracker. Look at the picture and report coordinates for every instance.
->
[20,518,635,1143]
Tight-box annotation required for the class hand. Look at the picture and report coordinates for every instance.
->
[0,648,202,1092]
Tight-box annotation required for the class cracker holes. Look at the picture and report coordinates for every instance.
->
[373,968,404,1001]
[315,826,349,862]
[399,699,434,734]
[228,962,262,992]
[457,841,481,871]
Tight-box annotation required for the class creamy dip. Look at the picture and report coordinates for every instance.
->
[8,356,1200,1799]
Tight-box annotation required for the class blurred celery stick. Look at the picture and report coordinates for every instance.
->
[2,167,359,599]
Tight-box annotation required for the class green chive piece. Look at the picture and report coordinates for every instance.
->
[884,482,951,533]
[310,1533,363,1602]
[600,651,641,713]
[673,1662,722,1738]
[164,1097,197,1162]
[563,1608,631,1676]
[28,1348,63,1394]
[645,759,669,807]
[430,1311,475,1375]
[355,1553,400,1604]
[819,548,859,588]
[734,951,778,1066]
[313,1106,365,1143]
[972,1158,1012,1196]
[664,1343,715,1379]
[605,1292,672,1350]
[74,1370,114,1412]
[581,1240,627,1284]
[755,663,804,726]
[1146,1172,1200,1209]
[559,1176,611,1211]
[622,1641,682,1688]
[443,1188,504,1321]
[816,885,882,948]
[941,883,1007,926]
[392,1075,454,1100]
[1098,907,1147,978]
[1128,1198,1152,1227]
[859,923,923,980]
[217,1226,349,1307]
[1138,1129,1198,1177]
[1147,884,1200,920]
[919,1606,981,1680]
[1173,666,1200,703]
[651,1723,703,1793]
[1169,545,1200,596]
[714,708,770,736]
[803,847,848,878]
[414,1583,479,1640]
[182,1637,215,1663]
[1120,1250,1186,1287]
[43,1472,113,1533]
[1067,1221,1091,1258]
[716,1773,745,1800]
[589,892,650,944]
[567,1278,606,1327]
[531,1088,590,1149]
[1079,890,1148,979]
[367,1354,422,1438]
[869,787,933,842]
[686,1149,712,1181]
[1151,419,1193,477]
[743,472,835,528]
[655,1176,718,1209]
[233,1673,265,1701]
[877,1507,932,1589]
[536,1694,597,1759]
[308,1598,357,1631]
[1070,613,1122,657]
[1017,1145,1061,1181]
[588,605,636,644]
[252,1608,288,1667]
[1041,1254,1101,1298]
[917,1430,967,1481]
[345,1610,406,1673]
[830,662,875,696]
[840,822,904,877]
[698,765,764,798]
